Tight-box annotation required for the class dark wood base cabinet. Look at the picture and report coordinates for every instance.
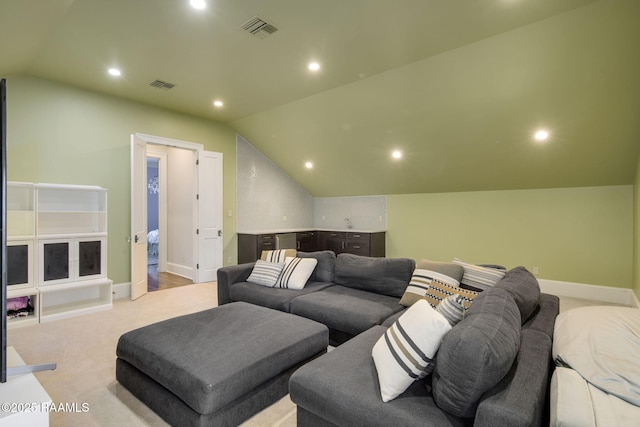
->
[238,231,385,263]
[316,231,385,257]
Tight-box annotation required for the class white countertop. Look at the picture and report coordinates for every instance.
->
[237,228,386,234]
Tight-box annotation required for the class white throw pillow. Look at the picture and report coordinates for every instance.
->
[246,260,285,287]
[261,249,296,262]
[452,258,506,290]
[372,299,452,402]
[275,257,318,289]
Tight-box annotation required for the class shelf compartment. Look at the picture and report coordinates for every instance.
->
[39,279,112,323]
[6,289,39,329]
[7,211,35,237]
[37,211,106,235]
[36,185,106,212]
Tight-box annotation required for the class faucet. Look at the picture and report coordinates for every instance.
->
[344,217,352,229]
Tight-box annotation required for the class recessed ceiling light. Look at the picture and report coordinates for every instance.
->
[305,161,313,169]
[534,129,550,142]
[392,150,403,159]
[190,0,206,10]
[213,100,224,108]
[108,68,121,77]
[308,62,321,72]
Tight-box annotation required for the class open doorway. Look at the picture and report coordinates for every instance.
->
[145,147,193,292]
[147,157,159,268]
[131,133,223,300]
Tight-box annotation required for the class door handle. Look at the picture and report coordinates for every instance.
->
[218,230,222,237]
[135,235,139,243]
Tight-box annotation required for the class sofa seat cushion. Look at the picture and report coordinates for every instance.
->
[334,253,415,297]
[382,307,408,327]
[116,302,328,416]
[289,325,466,427]
[290,285,406,335]
[229,281,335,312]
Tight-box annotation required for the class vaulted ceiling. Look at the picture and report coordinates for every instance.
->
[2,0,639,196]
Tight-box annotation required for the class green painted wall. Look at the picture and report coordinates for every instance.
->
[5,76,237,285]
[387,186,633,288]
[634,153,640,300]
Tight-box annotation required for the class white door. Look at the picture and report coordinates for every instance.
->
[196,151,223,282]
[131,135,148,300]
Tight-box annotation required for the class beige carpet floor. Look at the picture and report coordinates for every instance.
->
[6,282,296,427]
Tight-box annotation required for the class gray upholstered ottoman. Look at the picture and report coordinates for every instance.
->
[116,301,328,426]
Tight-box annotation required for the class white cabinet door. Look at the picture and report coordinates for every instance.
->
[130,135,148,300]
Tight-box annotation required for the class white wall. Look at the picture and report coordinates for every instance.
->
[236,135,314,232]
[166,146,196,277]
[236,135,388,233]
[314,196,387,230]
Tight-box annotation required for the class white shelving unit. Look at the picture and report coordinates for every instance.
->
[6,182,112,324]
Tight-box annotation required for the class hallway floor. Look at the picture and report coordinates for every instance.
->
[147,264,193,292]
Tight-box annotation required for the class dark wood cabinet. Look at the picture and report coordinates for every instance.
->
[345,232,371,256]
[296,231,316,252]
[316,231,385,257]
[238,233,277,263]
[317,231,346,254]
[239,231,385,263]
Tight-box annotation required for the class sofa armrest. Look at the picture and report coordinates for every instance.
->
[522,293,559,338]
[474,329,552,427]
[216,262,255,305]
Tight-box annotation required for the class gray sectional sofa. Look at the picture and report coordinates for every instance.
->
[218,251,414,345]
[216,251,559,426]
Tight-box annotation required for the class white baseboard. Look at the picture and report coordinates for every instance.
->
[538,279,639,308]
[632,290,640,309]
[166,262,194,280]
[112,282,131,300]
[112,275,640,308]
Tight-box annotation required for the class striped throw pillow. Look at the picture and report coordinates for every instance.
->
[436,295,466,327]
[246,260,285,287]
[399,260,464,307]
[423,280,478,310]
[261,249,296,263]
[372,299,452,402]
[275,257,318,289]
[452,258,506,291]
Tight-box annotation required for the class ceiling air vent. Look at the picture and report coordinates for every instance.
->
[240,16,278,39]
[148,79,176,90]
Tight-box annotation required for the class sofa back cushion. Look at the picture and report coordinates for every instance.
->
[432,287,521,418]
[334,253,415,298]
[297,250,336,283]
[494,266,540,324]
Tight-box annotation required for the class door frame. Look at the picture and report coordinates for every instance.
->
[131,133,223,295]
